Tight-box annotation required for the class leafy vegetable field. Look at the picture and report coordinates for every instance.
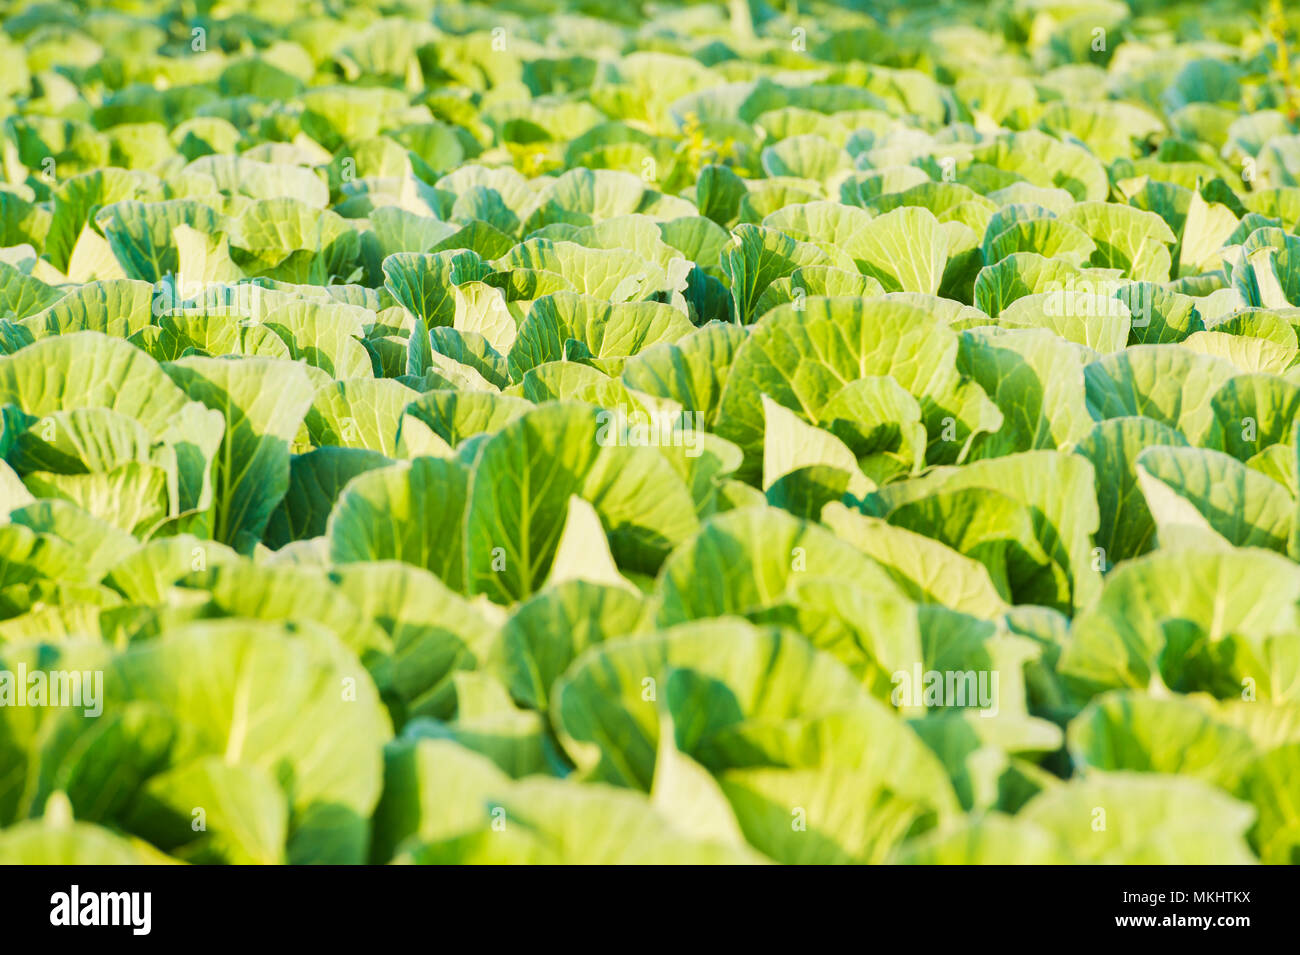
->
[0,0,1298,865]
